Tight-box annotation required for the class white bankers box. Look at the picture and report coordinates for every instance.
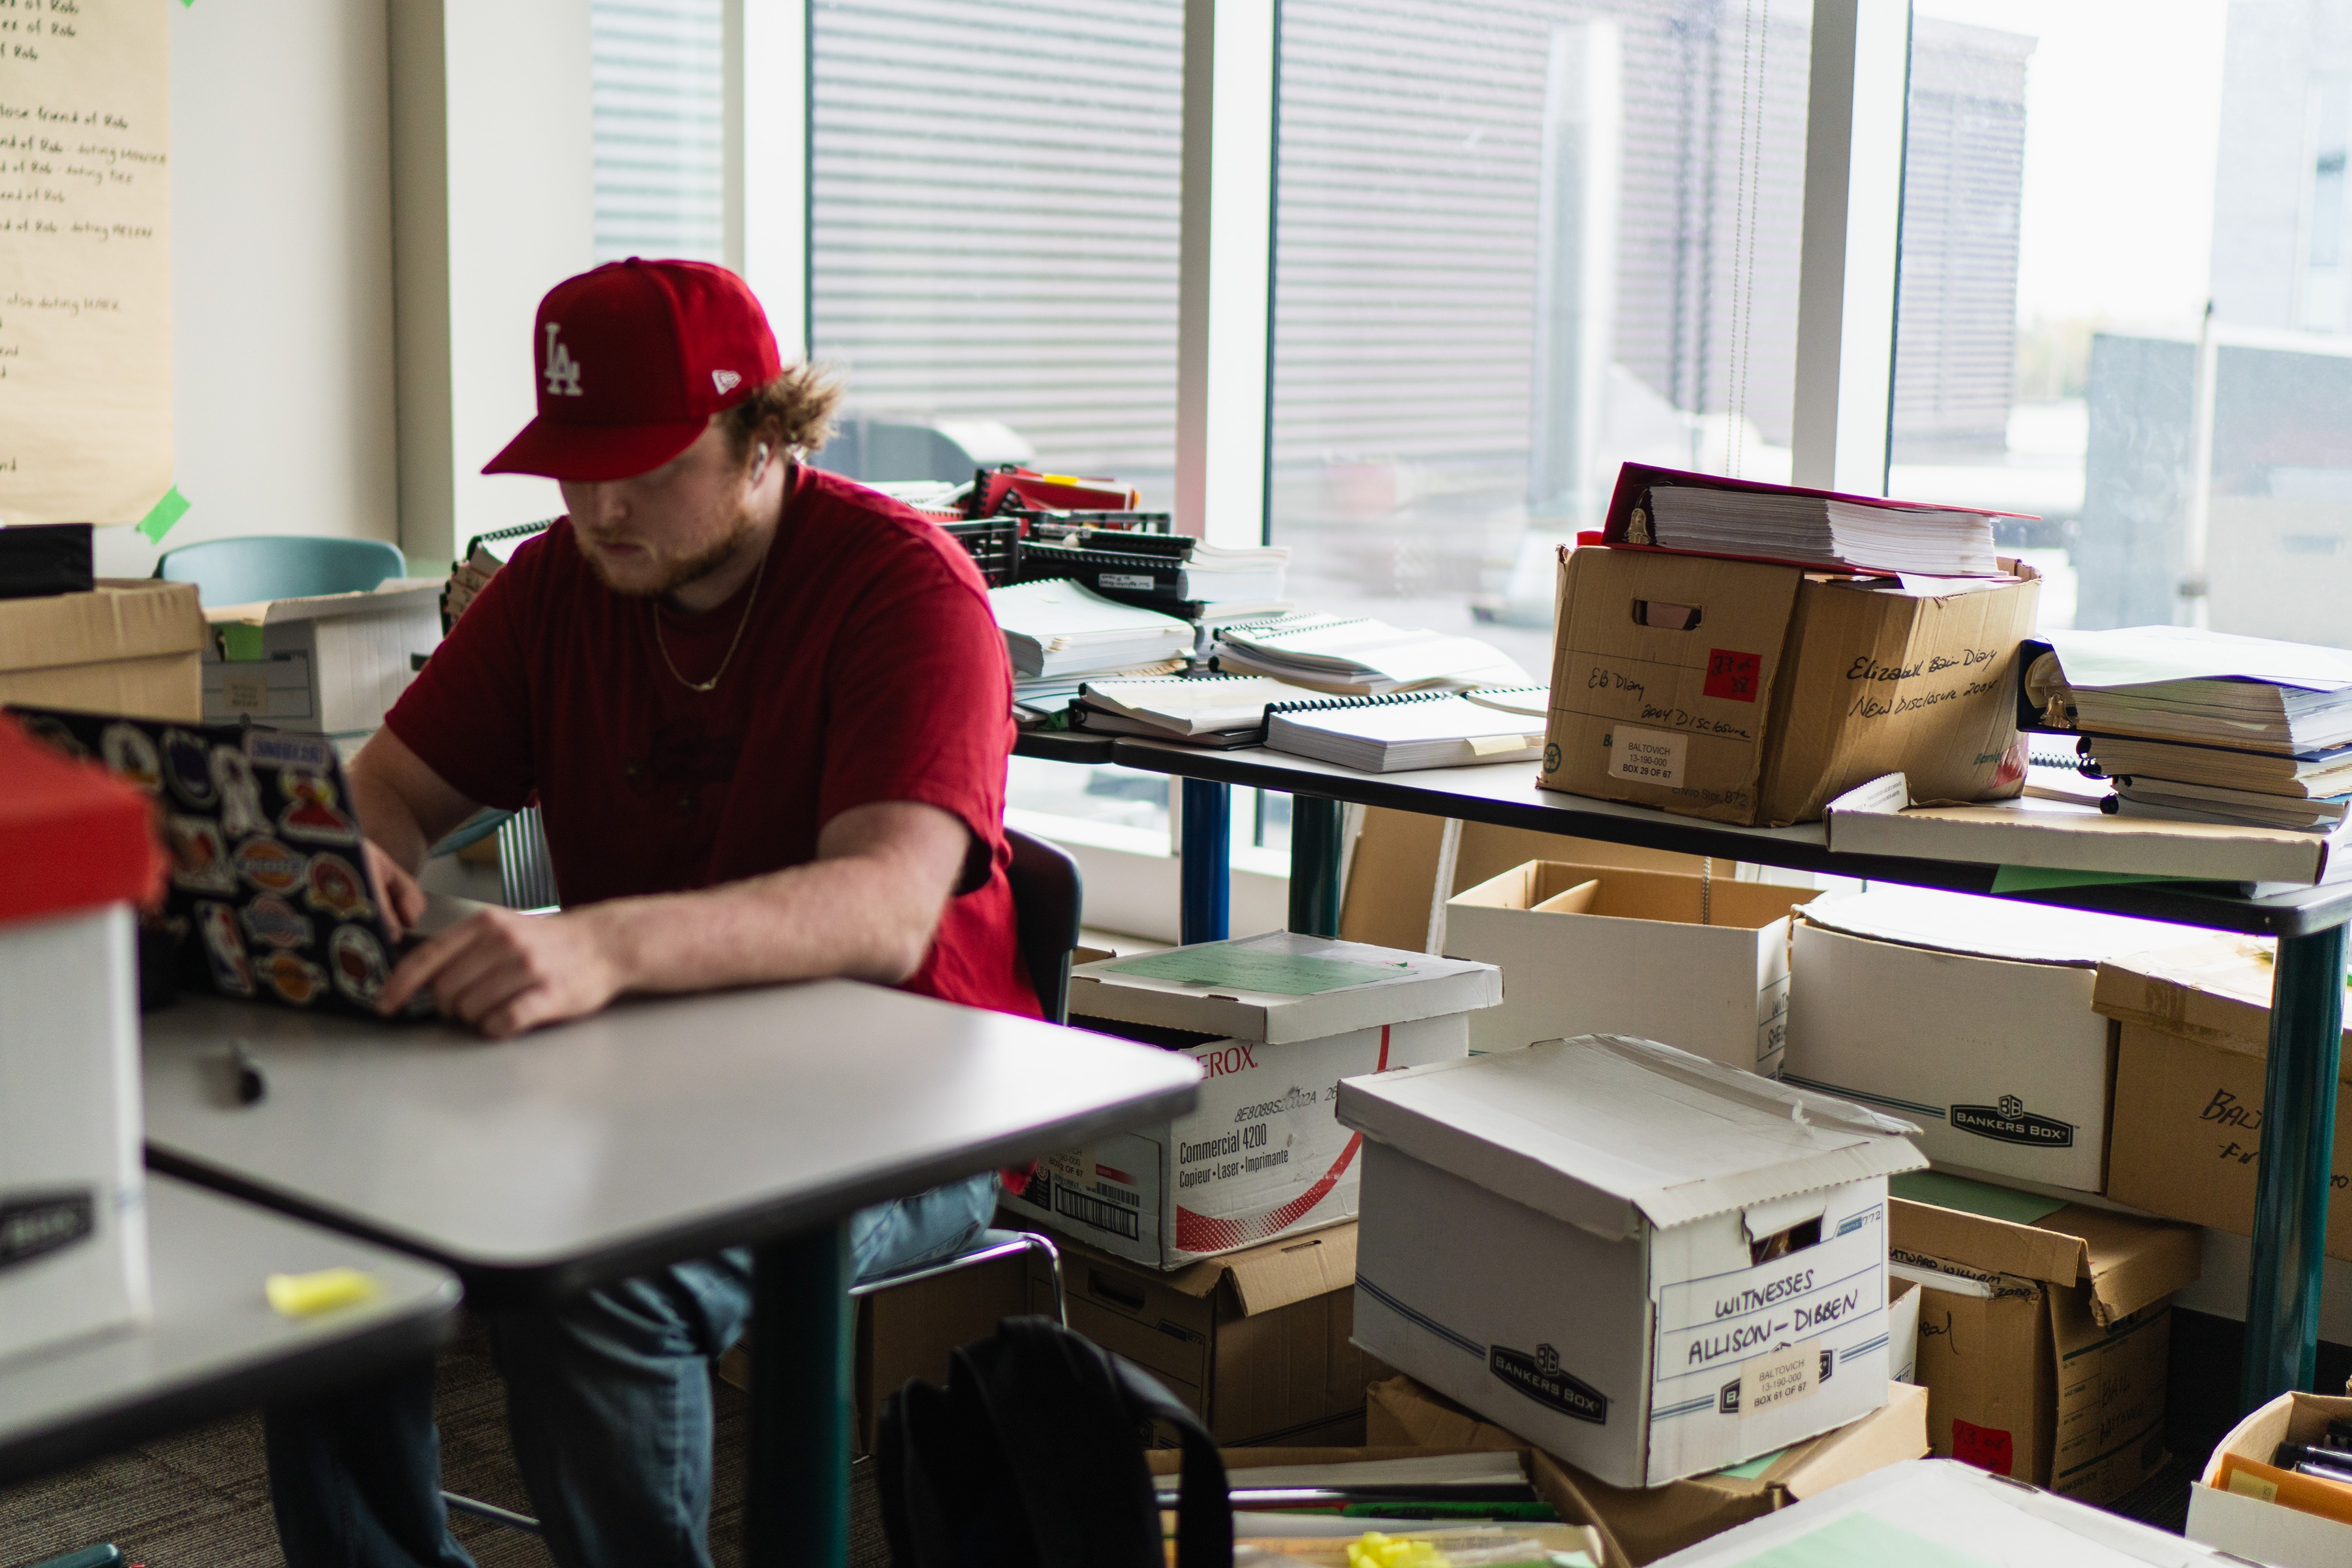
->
[1339,1035,1925,1487]
[1444,861,1818,1069]
[1003,930,1500,1269]
[1781,888,2190,1192]
[203,579,442,737]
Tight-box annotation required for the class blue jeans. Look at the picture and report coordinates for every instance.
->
[264,1174,998,1568]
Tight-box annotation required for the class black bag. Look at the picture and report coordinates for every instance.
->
[876,1314,1232,1568]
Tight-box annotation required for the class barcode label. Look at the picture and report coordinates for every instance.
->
[1055,1184,1142,1240]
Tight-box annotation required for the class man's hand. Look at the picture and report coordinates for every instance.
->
[376,906,630,1039]
[362,839,429,942]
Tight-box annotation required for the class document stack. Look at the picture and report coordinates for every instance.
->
[1017,532,1291,621]
[1213,612,1531,696]
[1612,467,2002,577]
[2028,627,2352,833]
[988,579,1195,715]
[442,518,553,629]
[1068,673,1322,747]
[1263,691,1548,772]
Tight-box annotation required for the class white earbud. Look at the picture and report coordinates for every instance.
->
[751,442,773,484]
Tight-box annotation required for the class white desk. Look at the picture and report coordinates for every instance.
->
[0,1173,459,1486]
[141,979,1202,1563]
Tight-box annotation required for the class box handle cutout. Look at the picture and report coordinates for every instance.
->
[1632,598,1701,631]
[1749,1216,1821,1267]
[1088,1269,1147,1312]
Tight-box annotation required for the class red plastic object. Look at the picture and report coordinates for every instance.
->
[0,711,164,927]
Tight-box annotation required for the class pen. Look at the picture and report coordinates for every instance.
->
[231,1039,267,1105]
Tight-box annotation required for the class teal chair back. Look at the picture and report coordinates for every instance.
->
[156,535,407,602]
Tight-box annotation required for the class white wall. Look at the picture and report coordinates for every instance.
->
[97,0,401,579]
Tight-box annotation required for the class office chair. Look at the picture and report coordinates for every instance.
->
[154,534,408,603]
[442,826,1085,1539]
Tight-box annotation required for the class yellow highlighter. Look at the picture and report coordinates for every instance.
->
[266,1268,381,1318]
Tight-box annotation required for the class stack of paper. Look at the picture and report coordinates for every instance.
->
[442,519,552,626]
[989,579,1196,680]
[1639,484,2000,576]
[1214,612,1531,696]
[1175,540,1290,603]
[2030,627,2352,832]
[1265,693,1547,772]
[1070,674,1322,746]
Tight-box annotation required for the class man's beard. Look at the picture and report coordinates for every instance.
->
[579,502,760,599]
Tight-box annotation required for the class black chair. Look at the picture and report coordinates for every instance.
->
[1004,827,1083,1023]
[442,825,1084,1540]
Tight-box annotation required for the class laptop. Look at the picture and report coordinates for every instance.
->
[12,706,431,1017]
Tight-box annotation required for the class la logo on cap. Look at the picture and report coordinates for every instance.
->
[543,322,583,397]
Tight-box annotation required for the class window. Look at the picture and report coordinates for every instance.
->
[1896,0,2352,649]
[1267,0,1816,683]
[591,0,726,264]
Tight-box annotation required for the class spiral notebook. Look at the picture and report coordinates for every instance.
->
[1263,690,1548,773]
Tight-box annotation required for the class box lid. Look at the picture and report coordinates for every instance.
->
[1337,1034,1925,1240]
[205,577,442,628]
[1887,1171,2200,1325]
[0,579,206,675]
[2095,935,2352,1060]
[1070,930,1501,1044]
[0,711,162,925]
[1799,885,2196,968]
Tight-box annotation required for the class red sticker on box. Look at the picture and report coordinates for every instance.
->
[1952,1417,2014,1475]
[1703,649,1763,702]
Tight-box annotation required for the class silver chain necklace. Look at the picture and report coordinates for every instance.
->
[652,540,770,693]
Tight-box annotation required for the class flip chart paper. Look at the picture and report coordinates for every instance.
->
[0,0,174,525]
[1728,1512,1994,1568]
[1106,947,1411,996]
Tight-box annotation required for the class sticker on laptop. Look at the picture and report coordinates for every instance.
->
[18,713,89,761]
[194,900,256,996]
[245,730,338,771]
[277,767,360,844]
[241,894,313,951]
[303,853,374,920]
[211,745,270,838]
[234,837,306,894]
[101,723,162,792]
[162,730,218,807]
[329,924,390,1007]
[258,950,328,1007]
[165,815,238,895]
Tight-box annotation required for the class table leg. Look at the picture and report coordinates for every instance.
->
[2240,923,2349,1411]
[1288,794,1345,937]
[1181,778,1231,944]
[746,1221,852,1565]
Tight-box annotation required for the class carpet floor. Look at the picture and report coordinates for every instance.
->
[0,1317,890,1568]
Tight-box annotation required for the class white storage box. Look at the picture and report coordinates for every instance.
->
[2186,1390,2352,1568]
[1444,861,1818,1069]
[1003,931,1500,1269]
[1781,887,2191,1192]
[1339,1034,1926,1488]
[1,718,157,1367]
[203,578,441,735]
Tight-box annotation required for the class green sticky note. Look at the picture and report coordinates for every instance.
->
[1891,1169,2067,1227]
[217,623,267,662]
[1729,1511,1996,1567]
[136,483,191,544]
[1988,864,2172,894]
[1106,947,1410,996]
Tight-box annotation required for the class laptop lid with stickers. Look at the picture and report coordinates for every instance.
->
[11,707,428,1018]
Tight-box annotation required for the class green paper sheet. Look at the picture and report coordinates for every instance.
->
[1891,1169,2067,1227]
[1729,1511,1996,1568]
[1106,947,1410,996]
[1988,865,2173,894]
[1712,1448,1787,1481]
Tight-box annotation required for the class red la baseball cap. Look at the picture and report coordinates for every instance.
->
[483,258,785,482]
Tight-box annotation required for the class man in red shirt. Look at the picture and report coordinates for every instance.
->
[264,259,1032,1568]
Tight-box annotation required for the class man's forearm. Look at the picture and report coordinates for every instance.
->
[587,850,948,995]
[351,767,433,873]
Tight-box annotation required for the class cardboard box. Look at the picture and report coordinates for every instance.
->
[1781,888,2195,1192]
[0,904,151,1366]
[2096,936,2352,1255]
[1338,805,1718,955]
[0,579,206,721]
[1887,1276,1920,1385]
[1047,1223,1387,1445]
[1444,861,1818,1069]
[1540,544,2039,825]
[1007,932,1500,1268]
[2186,1390,2352,1568]
[204,578,441,735]
[1340,1034,1925,1488]
[1367,1373,1928,1567]
[1888,1173,2200,1504]
[1654,1456,2245,1567]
